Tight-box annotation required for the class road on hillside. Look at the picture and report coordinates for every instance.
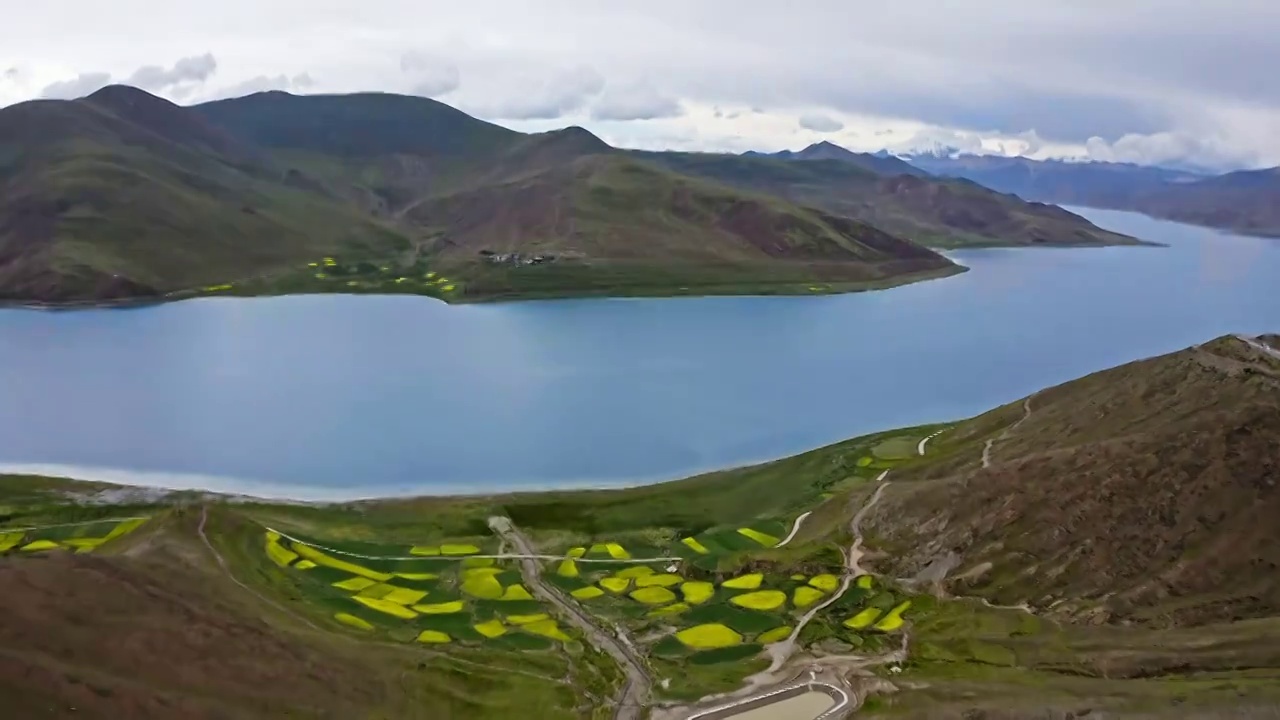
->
[488,516,653,720]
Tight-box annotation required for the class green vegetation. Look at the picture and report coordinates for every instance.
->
[3,85,1133,306]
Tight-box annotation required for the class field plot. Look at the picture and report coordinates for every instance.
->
[258,529,575,652]
[0,517,150,555]
[196,256,462,300]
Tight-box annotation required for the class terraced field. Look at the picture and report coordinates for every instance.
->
[0,517,150,555]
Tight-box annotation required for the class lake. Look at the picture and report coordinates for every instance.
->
[1,208,1277,499]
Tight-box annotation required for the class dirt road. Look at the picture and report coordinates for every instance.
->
[488,516,653,720]
[982,395,1035,468]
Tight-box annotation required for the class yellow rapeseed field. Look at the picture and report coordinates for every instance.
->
[499,585,534,601]
[266,538,298,568]
[293,544,392,582]
[440,543,481,556]
[808,574,840,592]
[681,537,710,554]
[605,543,631,560]
[873,601,911,632]
[295,560,317,570]
[413,601,465,614]
[646,602,690,618]
[460,573,504,600]
[680,581,715,604]
[722,573,763,590]
[416,630,451,644]
[410,546,441,556]
[843,607,881,629]
[635,573,683,588]
[505,614,549,625]
[104,518,148,541]
[571,586,605,600]
[599,577,631,594]
[333,576,379,592]
[353,596,418,619]
[567,547,587,558]
[756,626,793,644]
[856,575,875,590]
[675,623,744,649]
[382,587,429,606]
[523,619,571,641]
[334,613,374,631]
[557,559,579,578]
[630,587,678,605]
[0,532,25,552]
[615,566,655,579]
[474,620,507,638]
[792,586,826,608]
[394,572,438,581]
[729,590,787,610]
[737,528,780,547]
[21,540,60,552]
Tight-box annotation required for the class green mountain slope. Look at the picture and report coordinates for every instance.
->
[865,334,1280,626]
[646,149,1142,248]
[0,86,411,302]
[405,151,960,300]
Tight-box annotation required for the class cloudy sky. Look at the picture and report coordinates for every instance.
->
[3,1,1277,171]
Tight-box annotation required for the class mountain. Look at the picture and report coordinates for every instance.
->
[0,86,411,302]
[641,150,1140,248]
[864,334,1280,626]
[904,153,1280,237]
[2,87,1146,304]
[0,88,963,303]
[749,141,930,177]
[1130,167,1280,237]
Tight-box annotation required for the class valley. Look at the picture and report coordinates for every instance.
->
[3,334,1278,718]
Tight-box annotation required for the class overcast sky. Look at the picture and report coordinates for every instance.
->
[3,1,1277,171]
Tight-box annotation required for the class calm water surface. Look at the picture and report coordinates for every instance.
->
[1,208,1277,499]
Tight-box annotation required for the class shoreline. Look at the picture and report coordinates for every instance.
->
[0,423,949,506]
[0,263,968,312]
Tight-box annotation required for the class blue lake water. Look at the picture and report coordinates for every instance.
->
[1,208,1277,499]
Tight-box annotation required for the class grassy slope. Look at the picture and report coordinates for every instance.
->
[864,335,1280,624]
[0,88,412,302]
[638,151,1144,248]
[4,336,1280,717]
[406,153,961,300]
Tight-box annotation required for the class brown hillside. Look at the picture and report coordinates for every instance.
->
[865,334,1280,627]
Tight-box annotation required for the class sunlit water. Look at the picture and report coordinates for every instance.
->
[1,208,1276,499]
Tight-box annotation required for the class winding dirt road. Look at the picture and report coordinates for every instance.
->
[488,516,653,720]
[982,395,1035,468]
[1238,334,1280,361]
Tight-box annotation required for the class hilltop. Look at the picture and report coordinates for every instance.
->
[864,334,1280,626]
[641,149,1141,249]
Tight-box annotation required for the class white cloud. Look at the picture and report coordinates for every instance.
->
[40,72,113,99]
[126,53,217,93]
[798,113,843,132]
[590,80,680,121]
[399,52,460,98]
[460,65,603,120]
[3,1,1279,170]
[208,72,314,100]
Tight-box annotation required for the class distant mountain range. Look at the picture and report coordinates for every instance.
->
[0,86,1137,303]
[898,152,1280,237]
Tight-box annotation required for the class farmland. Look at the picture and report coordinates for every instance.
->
[5,391,1279,720]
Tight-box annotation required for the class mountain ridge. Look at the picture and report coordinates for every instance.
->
[901,151,1280,237]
